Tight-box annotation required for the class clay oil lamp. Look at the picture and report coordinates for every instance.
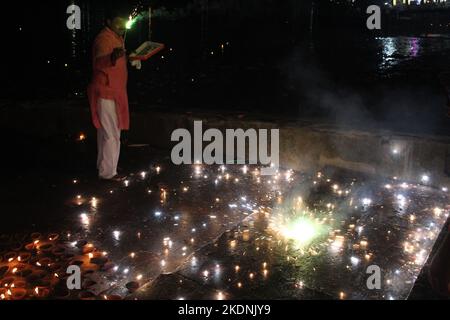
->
[37,257,52,268]
[69,255,87,267]
[101,262,115,272]
[31,233,42,241]
[51,246,66,257]
[62,253,75,262]
[79,291,96,300]
[49,262,63,273]
[47,233,59,242]
[105,294,122,300]
[33,286,50,299]
[17,252,31,263]
[10,287,27,300]
[13,263,33,278]
[125,281,140,293]
[4,252,17,262]
[82,243,95,254]
[36,242,55,254]
[11,242,23,252]
[0,277,16,288]
[26,269,47,285]
[25,242,36,251]
[75,240,88,249]
[0,288,7,300]
[11,277,27,288]
[53,284,70,299]
[89,251,108,266]
[0,265,10,278]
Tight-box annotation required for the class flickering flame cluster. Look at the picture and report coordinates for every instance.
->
[62,161,450,300]
[3,158,447,300]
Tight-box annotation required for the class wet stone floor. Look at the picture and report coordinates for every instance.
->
[1,150,449,300]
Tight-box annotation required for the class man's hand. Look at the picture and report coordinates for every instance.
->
[111,47,126,65]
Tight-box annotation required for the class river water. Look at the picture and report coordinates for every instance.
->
[3,1,450,133]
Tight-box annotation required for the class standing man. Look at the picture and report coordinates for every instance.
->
[88,8,129,181]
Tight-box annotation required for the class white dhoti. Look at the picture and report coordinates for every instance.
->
[97,98,121,179]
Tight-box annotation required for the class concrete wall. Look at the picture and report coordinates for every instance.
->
[2,101,450,186]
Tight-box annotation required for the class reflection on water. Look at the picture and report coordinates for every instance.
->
[410,38,420,57]
[5,0,450,121]
[380,37,397,69]
[376,36,450,72]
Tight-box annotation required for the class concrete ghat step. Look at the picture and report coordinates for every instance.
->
[2,101,450,187]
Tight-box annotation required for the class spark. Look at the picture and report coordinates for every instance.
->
[396,194,406,207]
[421,175,430,183]
[216,291,225,300]
[126,15,138,30]
[279,217,323,247]
[350,256,360,266]
[433,207,442,216]
[331,236,345,252]
[80,213,90,226]
[113,230,121,241]
[356,237,367,249]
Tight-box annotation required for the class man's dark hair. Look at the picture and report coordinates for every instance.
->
[105,5,131,22]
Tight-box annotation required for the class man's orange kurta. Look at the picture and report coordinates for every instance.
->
[88,27,129,130]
